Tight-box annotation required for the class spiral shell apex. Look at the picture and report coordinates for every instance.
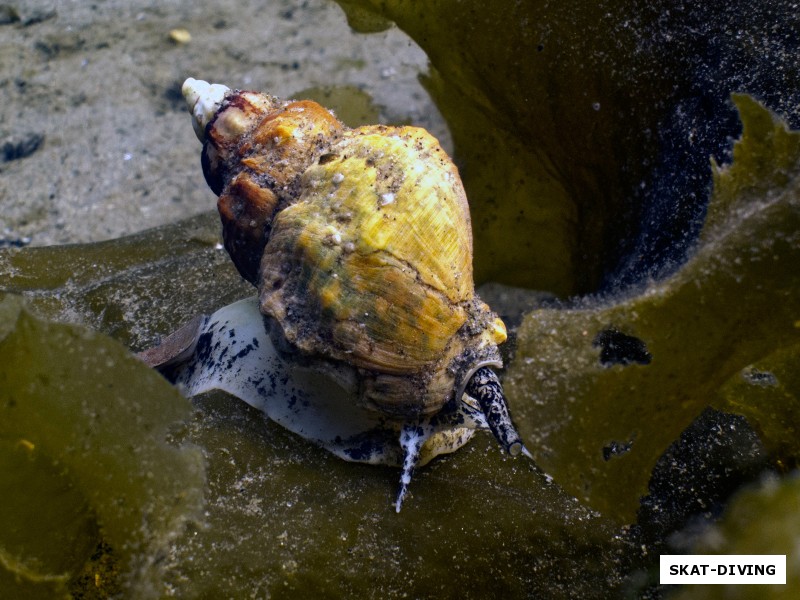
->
[182,78,344,283]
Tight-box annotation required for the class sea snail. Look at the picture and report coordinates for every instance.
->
[143,78,531,511]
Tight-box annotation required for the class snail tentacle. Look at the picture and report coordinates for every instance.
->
[395,423,431,512]
[465,367,530,458]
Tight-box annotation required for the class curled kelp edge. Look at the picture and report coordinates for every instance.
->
[672,473,800,597]
[506,96,800,523]
[0,210,252,351]
[0,295,205,596]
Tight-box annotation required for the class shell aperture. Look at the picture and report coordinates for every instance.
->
[166,78,531,509]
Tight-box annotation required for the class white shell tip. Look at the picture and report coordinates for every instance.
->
[182,77,230,141]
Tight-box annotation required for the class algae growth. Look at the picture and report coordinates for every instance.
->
[506,95,800,522]
[0,295,204,596]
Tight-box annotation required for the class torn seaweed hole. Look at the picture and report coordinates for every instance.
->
[593,328,652,366]
[602,438,635,461]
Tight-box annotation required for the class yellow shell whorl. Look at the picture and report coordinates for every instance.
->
[260,125,474,364]
[195,85,507,418]
[258,125,504,415]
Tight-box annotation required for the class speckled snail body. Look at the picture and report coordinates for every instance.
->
[143,78,531,511]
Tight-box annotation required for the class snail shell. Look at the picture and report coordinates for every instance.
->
[183,78,508,420]
[175,79,530,509]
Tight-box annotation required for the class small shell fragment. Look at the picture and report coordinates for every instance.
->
[169,28,192,44]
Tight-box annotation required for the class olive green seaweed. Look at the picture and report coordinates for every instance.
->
[673,475,800,599]
[505,95,800,523]
[705,95,800,237]
[159,394,626,598]
[0,295,205,597]
[335,0,800,300]
[719,343,800,465]
[0,211,250,350]
[0,437,95,599]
